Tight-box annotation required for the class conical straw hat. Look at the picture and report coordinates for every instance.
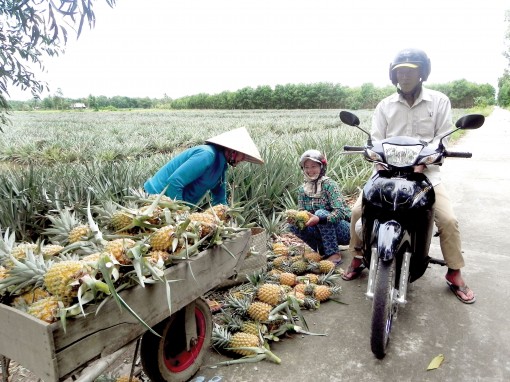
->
[205,127,264,164]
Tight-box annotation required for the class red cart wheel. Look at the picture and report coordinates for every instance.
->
[141,297,212,382]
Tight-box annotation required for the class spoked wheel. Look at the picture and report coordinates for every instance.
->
[370,257,397,359]
[140,297,212,382]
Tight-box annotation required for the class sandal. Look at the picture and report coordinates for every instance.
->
[341,263,365,281]
[446,280,476,304]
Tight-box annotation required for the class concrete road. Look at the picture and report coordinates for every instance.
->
[194,107,510,382]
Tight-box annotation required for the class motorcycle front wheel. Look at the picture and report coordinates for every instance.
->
[370,257,397,359]
[140,297,212,382]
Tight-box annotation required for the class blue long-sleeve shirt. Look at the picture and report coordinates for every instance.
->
[144,144,227,206]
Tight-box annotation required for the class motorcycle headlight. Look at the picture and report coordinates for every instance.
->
[383,143,422,167]
[366,148,384,162]
[418,152,441,165]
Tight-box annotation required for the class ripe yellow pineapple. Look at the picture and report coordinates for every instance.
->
[110,211,133,232]
[104,238,136,265]
[247,301,272,322]
[212,324,261,356]
[276,272,297,287]
[41,244,64,257]
[188,212,219,238]
[317,259,335,274]
[205,204,230,222]
[149,225,175,251]
[257,283,284,306]
[291,259,309,275]
[43,260,90,302]
[313,285,342,301]
[272,242,289,256]
[13,287,50,306]
[0,265,7,281]
[26,296,60,323]
[285,209,310,230]
[147,250,171,266]
[68,224,91,243]
[271,255,289,270]
[304,251,322,263]
[115,376,142,382]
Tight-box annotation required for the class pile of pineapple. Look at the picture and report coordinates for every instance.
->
[211,240,342,363]
[0,190,244,325]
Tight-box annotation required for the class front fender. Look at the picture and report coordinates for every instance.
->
[377,221,409,261]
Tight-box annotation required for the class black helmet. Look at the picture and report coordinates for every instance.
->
[389,48,431,85]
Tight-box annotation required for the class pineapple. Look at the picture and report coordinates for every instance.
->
[304,251,322,263]
[43,208,91,245]
[205,204,230,222]
[272,242,289,256]
[274,272,297,287]
[110,211,134,232]
[271,255,289,270]
[257,283,285,306]
[313,285,342,301]
[68,224,91,243]
[43,260,90,302]
[212,323,261,356]
[146,250,171,266]
[290,259,309,275]
[317,259,335,274]
[247,301,273,322]
[104,238,136,265]
[26,296,61,323]
[188,212,219,238]
[224,294,273,322]
[149,225,175,251]
[285,209,310,230]
[41,244,64,257]
[12,287,50,306]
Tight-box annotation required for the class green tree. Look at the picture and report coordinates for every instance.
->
[0,0,117,127]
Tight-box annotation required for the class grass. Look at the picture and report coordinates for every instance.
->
[0,108,482,240]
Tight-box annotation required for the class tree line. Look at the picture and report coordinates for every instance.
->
[8,79,496,112]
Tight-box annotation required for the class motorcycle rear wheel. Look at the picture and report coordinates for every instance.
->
[140,297,212,382]
[370,257,397,359]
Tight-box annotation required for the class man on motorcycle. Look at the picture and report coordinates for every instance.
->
[341,48,476,304]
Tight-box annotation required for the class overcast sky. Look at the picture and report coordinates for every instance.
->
[8,0,509,100]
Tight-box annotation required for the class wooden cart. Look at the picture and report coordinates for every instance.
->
[0,230,251,382]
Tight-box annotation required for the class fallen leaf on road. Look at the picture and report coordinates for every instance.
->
[427,354,444,370]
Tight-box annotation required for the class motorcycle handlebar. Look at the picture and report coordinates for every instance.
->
[444,150,472,158]
[343,145,365,151]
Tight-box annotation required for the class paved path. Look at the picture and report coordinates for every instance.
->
[195,107,510,382]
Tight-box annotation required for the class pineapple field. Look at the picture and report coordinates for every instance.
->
[0,108,470,381]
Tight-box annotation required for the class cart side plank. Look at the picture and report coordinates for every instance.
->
[0,303,59,382]
[0,230,250,382]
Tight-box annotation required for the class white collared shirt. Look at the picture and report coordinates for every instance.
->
[371,87,453,186]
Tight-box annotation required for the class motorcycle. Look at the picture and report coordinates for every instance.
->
[339,110,484,359]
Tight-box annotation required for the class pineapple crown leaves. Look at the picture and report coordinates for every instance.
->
[0,227,16,260]
[0,250,50,295]
[96,255,161,337]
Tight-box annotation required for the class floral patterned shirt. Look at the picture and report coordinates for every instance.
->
[297,178,351,223]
